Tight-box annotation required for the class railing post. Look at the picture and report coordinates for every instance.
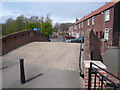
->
[88,62,92,90]
[94,72,97,90]
[101,76,104,90]
[19,58,26,84]
[79,41,82,69]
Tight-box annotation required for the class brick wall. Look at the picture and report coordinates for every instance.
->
[83,29,104,61]
[71,6,115,48]
[81,29,105,76]
[1,30,49,55]
[83,61,107,89]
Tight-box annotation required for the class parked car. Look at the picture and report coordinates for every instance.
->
[65,39,74,42]
[52,35,58,38]
[69,37,84,43]
[63,35,76,39]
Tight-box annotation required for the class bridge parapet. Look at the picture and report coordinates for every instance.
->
[0,30,49,55]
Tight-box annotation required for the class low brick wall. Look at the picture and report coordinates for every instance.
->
[83,61,107,89]
[1,30,49,55]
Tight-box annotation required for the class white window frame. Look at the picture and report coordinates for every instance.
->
[92,17,95,25]
[79,23,81,28]
[104,28,109,41]
[88,19,90,26]
[69,27,71,31]
[69,26,73,31]
[105,10,110,21]
[78,24,79,29]
[74,25,77,30]
[81,22,83,28]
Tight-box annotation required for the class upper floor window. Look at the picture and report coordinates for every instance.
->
[105,10,110,21]
[79,23,81,28]
[88,19,90,26]
[69,26,73,31]
[78,24,79,29]
[81,22,83,28]
[92,17,95,25]
[74,25,77,30]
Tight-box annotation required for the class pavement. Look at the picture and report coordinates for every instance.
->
[1,40,84,88]
[102,48,119,73]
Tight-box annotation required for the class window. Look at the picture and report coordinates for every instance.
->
[88,19,90,26]
[74,25,77,30]
[78,24,79,29]
[104,28,109,41]
[81,22,83,28]
[79,23,81,28]
[105,10,110,21]
[100,31,104,39]
[96,32,98,37]
[92,17,95,25]
[69,26,73,31]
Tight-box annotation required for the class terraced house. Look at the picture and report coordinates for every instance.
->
[69,0,120,47]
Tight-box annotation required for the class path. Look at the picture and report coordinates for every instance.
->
[2,42,84,88]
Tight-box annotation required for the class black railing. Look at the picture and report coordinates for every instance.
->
[88,62,120,90]
[79,37,84,78]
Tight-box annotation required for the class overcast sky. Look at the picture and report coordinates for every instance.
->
[1,1,111,24]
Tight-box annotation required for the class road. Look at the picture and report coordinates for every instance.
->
[1,40,84,88]
[50,36,65,42]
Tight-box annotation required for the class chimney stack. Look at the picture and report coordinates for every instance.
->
[76,17,79,22]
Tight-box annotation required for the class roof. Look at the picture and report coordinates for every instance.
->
[75,0,120,25]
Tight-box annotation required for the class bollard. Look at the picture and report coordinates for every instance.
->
[19,58,26,84]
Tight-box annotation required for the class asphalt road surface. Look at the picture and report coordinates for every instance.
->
[1,42,84,88]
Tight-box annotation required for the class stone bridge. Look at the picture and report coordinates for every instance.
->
[1,30,84,88]
[1,30,119,89]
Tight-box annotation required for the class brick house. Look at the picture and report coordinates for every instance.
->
[69,0,120,47]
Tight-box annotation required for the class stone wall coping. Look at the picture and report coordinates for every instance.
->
[84,61,107,69]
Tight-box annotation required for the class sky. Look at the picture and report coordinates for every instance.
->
[1,1,112,25]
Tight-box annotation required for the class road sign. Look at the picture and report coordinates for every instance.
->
[33,28,40,31]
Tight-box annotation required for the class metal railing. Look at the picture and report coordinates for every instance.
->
[88,62,120,90]
[79,37,84,78]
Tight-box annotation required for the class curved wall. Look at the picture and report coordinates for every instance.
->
[1,30,49,55]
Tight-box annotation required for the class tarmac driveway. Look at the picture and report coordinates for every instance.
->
[1,42,84,88]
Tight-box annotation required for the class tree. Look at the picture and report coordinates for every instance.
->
[28,16,40,23]
[41,22,53,36]
[60,23,72,31]
[45,14,52,23]
[53,22,72,32]
[53,23,60,32]
[3,20,19,35]
[16,15,26,30]
[1,14,53,36]
[26,23,40,30]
